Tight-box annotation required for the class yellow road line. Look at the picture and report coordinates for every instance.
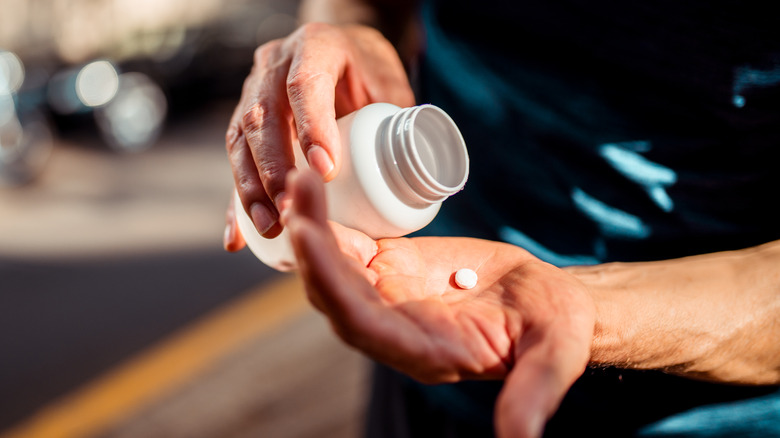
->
[1,273,308,438]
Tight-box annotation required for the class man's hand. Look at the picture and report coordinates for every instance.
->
[224,23,414,247]
[284,169,596,438]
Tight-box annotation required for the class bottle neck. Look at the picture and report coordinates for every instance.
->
[380,105,469,206]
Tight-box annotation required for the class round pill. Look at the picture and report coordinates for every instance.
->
[454,268,478,289]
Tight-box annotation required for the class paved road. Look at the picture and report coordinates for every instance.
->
[0,104,293,432]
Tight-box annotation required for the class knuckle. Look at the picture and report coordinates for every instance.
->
[252,45,267,62]
[257,161,290,190]
[235,175,259,194]
[252,39,282,65]
[241,101,269,135]
[286,69,328,97]
[225,125,241,151]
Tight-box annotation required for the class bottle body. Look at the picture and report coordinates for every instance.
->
[236,102,469,271]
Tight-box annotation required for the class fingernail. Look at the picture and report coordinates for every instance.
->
[250,202,277,235]
[280,206,292,226]
[275,191,291,214]
[223,223,234,251]
[306,145,334,178]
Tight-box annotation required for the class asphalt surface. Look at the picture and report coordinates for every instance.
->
[0,103,280,431]
[0,249,275,430]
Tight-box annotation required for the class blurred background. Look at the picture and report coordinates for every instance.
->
[1,1,369,437]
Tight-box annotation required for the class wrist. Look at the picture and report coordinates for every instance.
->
[565,262,636,369]
[566,243,780,384]
[299,0,420,65]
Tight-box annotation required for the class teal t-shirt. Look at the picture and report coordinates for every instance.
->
[411,0,780,436]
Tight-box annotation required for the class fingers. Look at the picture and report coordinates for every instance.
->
[284,169,381,315]
[226,122,284,238]
[223,193,246,252]
[290,206,428,370]
[226,48,286,238]
[279,168,377,270]
[328,221,379,270]
[227,23,414,239]
[285,168,328,225]
[239,42,296,236]
[494,328,589,438]
[227,25,348,237]
[284,171,394,339]
[242,47,296,206]
[286,26,344,181]
[286,169,457,383]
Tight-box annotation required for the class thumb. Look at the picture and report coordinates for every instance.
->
[494,330,585,438]
[284,168,377,266]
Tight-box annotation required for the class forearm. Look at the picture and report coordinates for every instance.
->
[566,240,780,385]
[298,0,421,63]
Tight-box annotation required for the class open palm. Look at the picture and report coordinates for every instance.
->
[285,170,595,438]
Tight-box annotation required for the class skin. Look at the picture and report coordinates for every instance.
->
[224,2,780,436]
[578,243,780,385]
[283,169,595,438]
[224,21,414,241]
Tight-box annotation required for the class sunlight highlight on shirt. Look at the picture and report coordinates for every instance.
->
[599,142,676,212]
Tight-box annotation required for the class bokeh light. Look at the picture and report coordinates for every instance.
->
[95,72,167,153]
[0,50,25,95]
[75,60,119,107]
[0,112,53,187]
[0,105,22,153]
[0,91,15,126]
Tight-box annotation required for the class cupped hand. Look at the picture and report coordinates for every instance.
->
[224,22,415,249]
[284,169,596,438]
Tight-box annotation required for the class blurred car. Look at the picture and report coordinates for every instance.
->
[0,0,298,187]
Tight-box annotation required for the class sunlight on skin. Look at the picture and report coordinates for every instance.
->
[286,169,594,389]
[223,168,595,437]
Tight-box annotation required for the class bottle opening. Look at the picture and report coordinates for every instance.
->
[383,104,470,205]
[410,105,469,193]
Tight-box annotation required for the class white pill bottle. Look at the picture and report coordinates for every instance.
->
[235,102,469,271]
